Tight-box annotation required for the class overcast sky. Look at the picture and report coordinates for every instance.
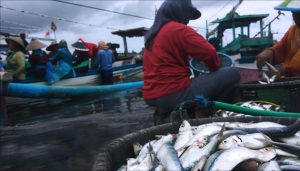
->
[0,0,294,52]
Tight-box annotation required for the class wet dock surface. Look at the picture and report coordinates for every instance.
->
[0,89,155,170]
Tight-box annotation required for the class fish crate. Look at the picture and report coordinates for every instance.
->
[92,116,296,171]
[238,77,300,112]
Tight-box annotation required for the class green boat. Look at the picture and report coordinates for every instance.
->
[206,0,282,63]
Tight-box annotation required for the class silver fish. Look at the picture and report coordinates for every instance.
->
[278,157,300,166]
[203,147,277,171]
[184,125,222,147]
[280,164,300,171]
[227,121,285,129]
[128,143,155,171]
[174,120,193,151]
[153,165,164,171]
[177,135,209,157]
[191,155,208,171]
[279,131,300,146]
[127,158,138,167]
[275,148,298,158]
[265,61,280,77]
[258,160,281,171]
[180,126,224,170]
[219,133,271,150]
[157,141,183,171]
[137,134,174,163]
[227,119,300,138]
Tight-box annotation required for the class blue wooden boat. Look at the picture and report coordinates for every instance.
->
[16,63,143,86]
[1,81,143,98]
[0,62,143,98]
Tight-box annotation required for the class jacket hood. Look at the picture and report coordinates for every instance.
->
[144,0,201,50]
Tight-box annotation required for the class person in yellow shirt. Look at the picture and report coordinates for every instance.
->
[256,0,300,77]
[5,37,26,81]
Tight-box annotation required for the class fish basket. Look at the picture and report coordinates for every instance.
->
[238,77,300,112]
[189,52,234,76]
[92,116,296,171]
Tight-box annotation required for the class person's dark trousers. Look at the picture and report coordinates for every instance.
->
[146,67,240,121]
[100,69,113,85]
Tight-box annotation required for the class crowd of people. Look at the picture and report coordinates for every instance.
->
[1,36,116,85]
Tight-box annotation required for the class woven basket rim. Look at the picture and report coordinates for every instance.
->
[93,116,297,171]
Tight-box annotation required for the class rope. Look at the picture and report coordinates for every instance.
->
[0,26,41,31]
[207,0,233,20]
[0,5,115,30]
[52,0,154,21]
[0,19,41,29]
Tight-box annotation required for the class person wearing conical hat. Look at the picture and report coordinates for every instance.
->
[19,33,29,55]
[47,40,73,84]
[72,40,89,73]
[142,0,240,123]
[94,41,113,85]
[26,39,50,78]
[46,41,59,65]
[4,36,26,81]
[256,0,300,77]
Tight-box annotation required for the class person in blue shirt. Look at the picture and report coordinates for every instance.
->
[0,57,4,72]
[46,41,59,65]
[95,41,113,85]
[47,40,73,84]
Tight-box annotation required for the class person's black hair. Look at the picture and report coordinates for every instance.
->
[293,12,300,28]
[144,0,201,50]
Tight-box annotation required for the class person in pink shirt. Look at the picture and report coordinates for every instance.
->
[143,0,240,124]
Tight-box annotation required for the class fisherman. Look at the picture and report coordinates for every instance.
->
[46,41,59,65]
[72,40,90,73]
[107,42,119,62]
[4,36,27,81]
[95,41,113,85]
[47,40,73,84]
[256,0,300,77]
[26,39,50,78]
[19,33,29,55]
[142,0,240,124]
[78,38,98,67]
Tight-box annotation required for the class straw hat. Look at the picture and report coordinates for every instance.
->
[46,41,59,51]
[98,41,109,49]
[275,0,300,12]
[5,36,25,48]
[26,39,47,51]
[72,41,89,51]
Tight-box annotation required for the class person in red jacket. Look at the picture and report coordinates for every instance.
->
[143,0,240,123]
[26,39,49,78]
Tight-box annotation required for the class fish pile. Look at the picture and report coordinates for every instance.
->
[217,101,282,117]
[259,72,277,85]
[117,119,300,171]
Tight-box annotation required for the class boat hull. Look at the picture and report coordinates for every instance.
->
[1,81,144,98]
[16,64,143,86]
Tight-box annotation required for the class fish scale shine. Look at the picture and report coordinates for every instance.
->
[174,120,193,151]
[204,147,276,171]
